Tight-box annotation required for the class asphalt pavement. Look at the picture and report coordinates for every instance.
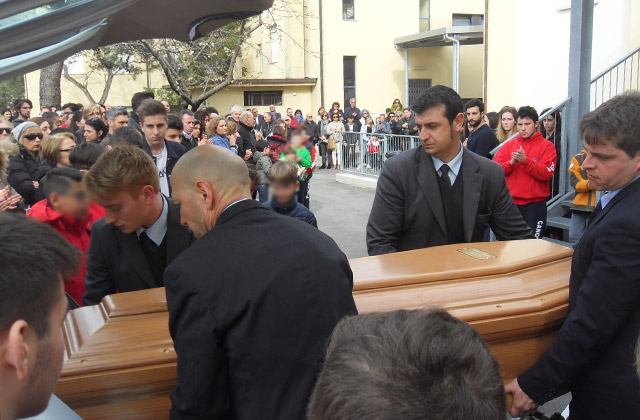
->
[308,168,376,259]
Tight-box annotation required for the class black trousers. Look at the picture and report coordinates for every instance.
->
[517,200,547,238]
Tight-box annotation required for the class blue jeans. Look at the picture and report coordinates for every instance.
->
[570,210,590,243]
[258,184,269,203]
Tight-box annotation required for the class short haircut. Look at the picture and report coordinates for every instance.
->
[178,109,195,119]
[411,85,463,124]
[486,111,499,130]
[111,126,144,148]
[42,132,77,165]
[517,106,539,123]
[308,309,506,420]
[84,145,160,201]
[270,161,298,186]
[283,146,296,156]
[62,102,80,112]
[105,106,129,122]
[85,117,108,138]
[465,98,485,113]
[580,92,640,157]
[13,98,32,111]
[69,142,106,171]
[43,167,84,199]
[131,91,155,112]
[230,105,242,113]
[168,115,184,132]
[0,213,78,337]
[256,139,269,152]
[137,99,167,123]
[240,110,253,122]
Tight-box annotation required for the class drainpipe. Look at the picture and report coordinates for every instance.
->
[444,34,460,92]
[318,0,325,107]
[404,47,409,105]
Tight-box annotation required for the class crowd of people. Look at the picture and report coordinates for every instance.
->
[1,85,639,420]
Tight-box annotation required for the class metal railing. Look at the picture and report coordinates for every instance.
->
[590,46,640,110]
[337,133,420,177]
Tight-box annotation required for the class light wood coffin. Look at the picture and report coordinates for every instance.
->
[55,239,572,419]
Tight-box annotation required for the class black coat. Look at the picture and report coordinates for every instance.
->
[519,178,640,419]
[83,198,193,306]
[7,144,40,206]
[165,200,357,419]
[467,124,499,160]
[35,160,56,202]
[237,121,257,158]
[304,120,320,143]
[366,146,533,255]
[141,139,186,196]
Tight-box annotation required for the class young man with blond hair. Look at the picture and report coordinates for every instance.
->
[82,146,193,306]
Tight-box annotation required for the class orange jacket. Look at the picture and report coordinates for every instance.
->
[569,150,597,211]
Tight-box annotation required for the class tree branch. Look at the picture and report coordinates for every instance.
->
[63,66,97,104]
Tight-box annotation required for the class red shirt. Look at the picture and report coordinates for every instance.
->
[27,201,105,305]
[493,132,557,205]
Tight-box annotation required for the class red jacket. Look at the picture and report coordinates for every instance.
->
[493,132,557,205]
[27,200,105,305]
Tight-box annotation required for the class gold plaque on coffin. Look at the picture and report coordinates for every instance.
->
[56,239,572,419]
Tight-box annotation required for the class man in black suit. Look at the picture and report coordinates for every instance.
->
[166,146,357,419]
[82,146,193,306]
[366,85,532,255]
[137,99,186,197]
[507,92,640,419]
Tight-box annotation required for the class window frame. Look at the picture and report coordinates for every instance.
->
[342,0,355,20]
[243,90,283,107]
[343,55,356,108]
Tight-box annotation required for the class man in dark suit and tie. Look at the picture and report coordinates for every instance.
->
[82,146,193,306]
[166,145,357,419]
[507,92,640,419]
[366,85,532,255]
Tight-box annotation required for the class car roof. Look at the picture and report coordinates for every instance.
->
[0,0,273,80]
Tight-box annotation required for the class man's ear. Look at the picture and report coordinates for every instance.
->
[141,185,156,204]
[453,112,465,133]
[48,192,60,208]
[3,320,31,382]
[534,121,540,130]
[195,180,215,209]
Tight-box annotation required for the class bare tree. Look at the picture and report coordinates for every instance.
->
[39,62,64,108]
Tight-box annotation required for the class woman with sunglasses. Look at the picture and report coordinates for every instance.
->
[7,122,43,206]
[390,98,404,113]
[35,132,78,201]
[0,118,13,141]
[84,117,108,143]
[318,112,331,169]
[325,113,345,170]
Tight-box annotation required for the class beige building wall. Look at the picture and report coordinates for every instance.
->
[486,0,640,113]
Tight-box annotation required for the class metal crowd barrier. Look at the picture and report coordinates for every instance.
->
[338,132,420,177]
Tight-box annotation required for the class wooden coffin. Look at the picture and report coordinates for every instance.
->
[55,239,573,419]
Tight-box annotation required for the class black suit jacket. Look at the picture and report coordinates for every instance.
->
[142,139,186,196]
[164,200,357,420]
[83,198,193,306]
[367,146,532,255]
[519,178,640,419]
[237,121,257,158]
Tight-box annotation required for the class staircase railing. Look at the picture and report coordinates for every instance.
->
[590,46,640,110]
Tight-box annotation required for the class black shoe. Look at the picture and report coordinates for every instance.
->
[320,165,326,169]
[327,164,333,169]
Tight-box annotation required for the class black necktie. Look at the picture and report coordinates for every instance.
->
[440,164,452,188]
[588,200,603,224]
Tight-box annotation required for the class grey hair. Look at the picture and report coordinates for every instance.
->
[230,105,243,113]
[105,106,129,121]
[240,111,253,123]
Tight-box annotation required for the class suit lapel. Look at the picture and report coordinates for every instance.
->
[414,150,447,236]
[461,151,483,242]
[117,230,157,289]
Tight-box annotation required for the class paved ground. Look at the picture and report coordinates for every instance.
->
[309,169,376,259]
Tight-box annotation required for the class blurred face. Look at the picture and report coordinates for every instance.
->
[166,128,182,143]
[2,109,12,119]
[193,124,201,139]
[160,101,171,112]
[271,181,298,205]
[517,117,538,139]
[582,139,640,191]
[287,109,294,117]
[332,115,340,122]
[306,113,313,121]
[543,115,556,133]
[51,181,89,220]
[244,115,255,127]
[285,152,296,162]
[0,122,12,139]
[393,99,401,106]
[18,102,32,119]
[295,110,302,117]
[182,114,194,135]
[264,112,271,122]
[111,115,129,131]
[216,120,228,136]
[269,105,276,112]
[21,127,43,153]
[333,104,339,109]
[291,134,303,148]
[57,138,76,167]
[141,114,167,148]
[100,189,149,233]
[363,111,369,119]
[89,109,103,120]
[284,117,291,125]
[54,116,63,128]
[252,108,259,117]
[389,113,395,120]
[39,121,51,136]
[415,104,463,161]
[349,99,356,108]
[83,125,100,142]
[403,109,411,119]
[231,110,241,122]
[501,111,516,131]
[14,282,68,419]
[466,106,483,128]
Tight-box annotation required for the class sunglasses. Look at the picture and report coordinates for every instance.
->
[24,133,44,141]
[0,127,11,134]
[332,116,339,119]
